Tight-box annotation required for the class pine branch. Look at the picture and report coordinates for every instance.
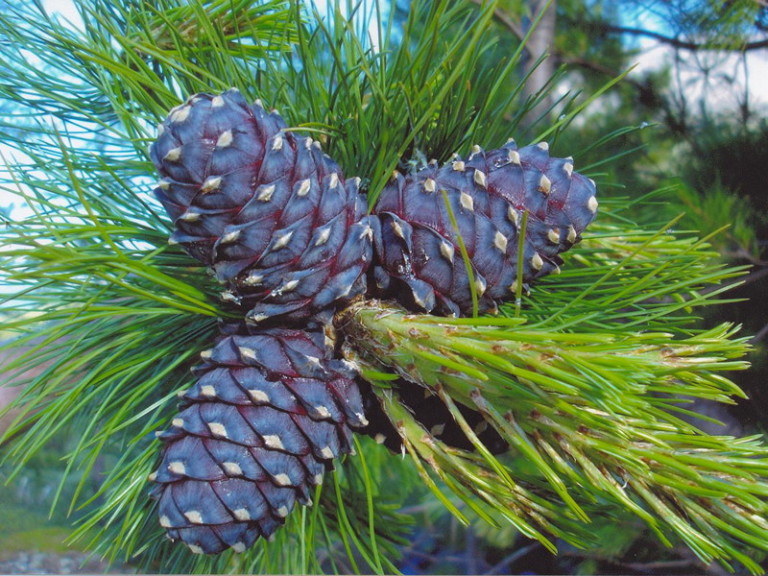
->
[341,298,766,572]
[599,23,768,52]
[1,1,766,574]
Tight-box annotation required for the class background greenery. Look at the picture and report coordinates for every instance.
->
[0,0,766,574]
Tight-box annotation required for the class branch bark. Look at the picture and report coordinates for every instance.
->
[599,24,768,51]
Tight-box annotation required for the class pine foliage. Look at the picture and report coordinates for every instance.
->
[0,0,766,573]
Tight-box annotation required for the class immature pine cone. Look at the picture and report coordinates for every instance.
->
[371,140,598,316]
[150,88,375,325]
[151,325,367,554]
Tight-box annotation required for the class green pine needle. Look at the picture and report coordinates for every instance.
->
[1,0,766,574]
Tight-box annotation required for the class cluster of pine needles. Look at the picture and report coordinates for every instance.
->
[0,0,766,573]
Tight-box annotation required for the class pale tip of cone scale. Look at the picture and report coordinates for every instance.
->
[248,312,269,323]
[531,252,544,271]
[391,219,406,240]
[567,225,577,244]
[350,176,362,188]
[159,515,172,528]
[220,230,240,244]
[424,178,436,193]
[220,291,239,303]
[243,271,264,286]
[320,446,335,459]
[506,137,516,145]
[329,172,339,189]
[537,141,549,151]
[216,130,234,148]
[539,174,552,195]
[452,160,465,172]
[508,206,519,227]
[201,175,222,194]
[564,162,574,177]
[211,95,225,108]
[257,184,275,202]
[172,417,184,428]
[272,231,293,251]
[273,473,292,487]
[276,506,290,518]
[460,191,474,211]
[508,149,521,165]
[170,105,191,123]
[200,349,213,360]
[223,461,243,475]
[313,473,324,485]
[588,196,599,213]
[470,144,482,157]
[474,169,488,188]
[148,471,157,482]
[494,231,508,253]
[232,542,246,553]
[168,461,186,475]
[188,544,205,555]
[239,346,257,361]
[282,279,299,293]
[200,385,216,397]
[184,510,204,524]
[207,422,228,438]
[548,228,560,244]
[439,240,454,263]
[179,211,200,222]
[271,135,283,151]
[314,405,331,419]
[233,508,251,521]
[475,276,487,296]
[263,434,285,450]
[508,280,518,294]
[163,147,181,162]
[304,137,313,149]
[412,289,429,310]
[297,179,311,197]
[247,389,270,403]
[314,226,331,247]
[156,123,165,136]
[254,98,264,108]
[156,178,170,190]
[356,413,369,427]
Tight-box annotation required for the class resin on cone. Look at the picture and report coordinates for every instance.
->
[151,325,367,554]
[372,140,598,316]
[150,89,375,325]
